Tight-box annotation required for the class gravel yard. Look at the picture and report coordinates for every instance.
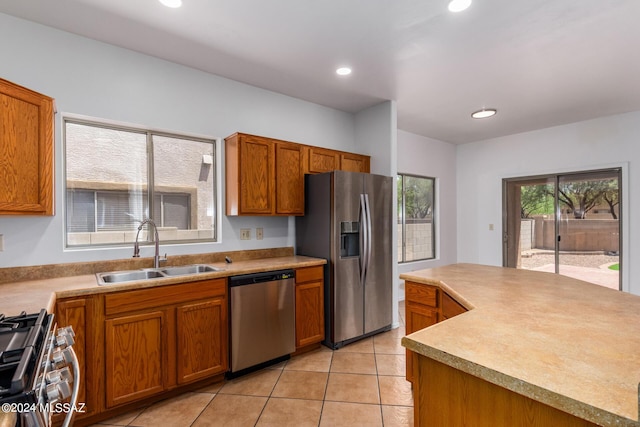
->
[520,251,619,270]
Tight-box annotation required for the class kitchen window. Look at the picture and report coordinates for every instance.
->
[397,174,436,262]
[64,118,217,247]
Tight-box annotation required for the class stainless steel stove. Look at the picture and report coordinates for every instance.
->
[0,310,79,427]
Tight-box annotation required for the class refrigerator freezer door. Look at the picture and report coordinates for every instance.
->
[332,171,364,343]
[363,174,393,334]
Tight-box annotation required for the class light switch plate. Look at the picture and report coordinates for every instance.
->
[256,228,263,240]
[240,228,251,240]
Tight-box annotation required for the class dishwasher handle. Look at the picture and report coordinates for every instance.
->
[229,269,295,287]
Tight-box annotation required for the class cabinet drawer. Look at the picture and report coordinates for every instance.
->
[406,281,438,307]
[105,278,226,316]
[296,266,324,284]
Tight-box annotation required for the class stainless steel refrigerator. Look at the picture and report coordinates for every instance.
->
[296,170,392,349]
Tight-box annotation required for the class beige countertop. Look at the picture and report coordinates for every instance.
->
[400,263,640,427]
[0,255,326,317]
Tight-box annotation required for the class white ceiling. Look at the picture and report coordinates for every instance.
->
[1,0,639,144]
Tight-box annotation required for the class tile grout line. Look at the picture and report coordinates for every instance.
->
[316,348,335,426]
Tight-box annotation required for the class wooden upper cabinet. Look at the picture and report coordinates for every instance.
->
[305,146,370,174]
[306,147,340,174]
[226,133,275,215]
[226,133,304,216]
[275,142,304,215]
[0,78,55,215]
[340,152,370,173]
[226,132,370,216]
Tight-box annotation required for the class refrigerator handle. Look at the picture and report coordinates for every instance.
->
[359,194,368,285]
[363,193,372,284]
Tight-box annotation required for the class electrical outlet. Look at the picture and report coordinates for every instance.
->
[240,228,251,240]
[256,228,263,240]
[489,224,494,231]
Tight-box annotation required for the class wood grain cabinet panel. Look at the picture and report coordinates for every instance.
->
[307,147,340,173]
[55,296,101,420]
[239,135,274,215]
[404,281,468,382]
[340,153,370,173]
[295,266,325,349]
[275,142,304,215]
[103,278,228,409]
[105,311,166,408]
[177,297,228,384]
[416,357,599,427]
[0,78,54,215]
[442,292,467,319]
[405,300,438,382]
[226,133,305,216]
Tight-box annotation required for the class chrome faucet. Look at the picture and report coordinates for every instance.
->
[133,219,167,269]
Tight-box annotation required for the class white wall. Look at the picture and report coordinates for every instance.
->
[397,130,458,299]
[0,13,359,268]
[457,111,637,295]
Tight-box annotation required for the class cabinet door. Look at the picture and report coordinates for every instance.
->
[275,142,304,215]
[176,297,228,384]
[307,147,339,173]
[405,302,438,382]
[340,153,370,173]
[105,311,166,407]
[295,280,325,348]
[55,297,99,418]
[239,135,275,214]
[0,78,54,215]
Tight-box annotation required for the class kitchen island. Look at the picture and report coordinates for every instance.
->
[401,264,640,427]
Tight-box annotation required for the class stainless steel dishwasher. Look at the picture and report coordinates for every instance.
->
[228,269,295,377]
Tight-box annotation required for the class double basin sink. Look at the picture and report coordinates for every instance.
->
[96,264,224,286]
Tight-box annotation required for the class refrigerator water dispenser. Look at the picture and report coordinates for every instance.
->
[340,221,360,257]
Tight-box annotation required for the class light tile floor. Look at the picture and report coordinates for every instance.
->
[93,303,412,427]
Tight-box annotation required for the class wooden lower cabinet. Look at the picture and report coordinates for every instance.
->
[295,266,325,349]
[176,297,228,384]
[54,296,102,421]
[105,310,166,407]
[102,278,228,409]
[405,281,467,382]
[405,301,438,383]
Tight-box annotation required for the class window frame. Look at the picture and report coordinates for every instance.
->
[397,173,436,263]
[62,114,220,249]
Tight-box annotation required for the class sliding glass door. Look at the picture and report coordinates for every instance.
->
[503,168,621,290]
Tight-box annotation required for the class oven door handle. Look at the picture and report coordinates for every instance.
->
[61,346,80,427]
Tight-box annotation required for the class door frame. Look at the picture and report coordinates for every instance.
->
[502,167,625,291]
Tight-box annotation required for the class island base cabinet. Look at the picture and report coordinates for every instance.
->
[105,311,166,408]
[405,302,438,383]
[415,356,598,427]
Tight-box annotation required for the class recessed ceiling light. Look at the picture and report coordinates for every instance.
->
[159,0,182,8]
[471,108,497,119]
[448,0,472,12]
[336,67,352,76]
